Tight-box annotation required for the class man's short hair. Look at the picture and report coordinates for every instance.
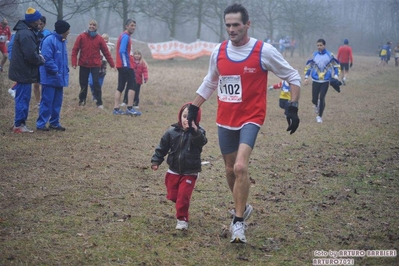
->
[125,19,136,27]
[317,39,326,45]
[224,3,249,24]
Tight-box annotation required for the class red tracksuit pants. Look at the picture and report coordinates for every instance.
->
[165,172,197,222]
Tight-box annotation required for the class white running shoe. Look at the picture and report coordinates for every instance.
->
[228,204,253,221]
[175,220,188,230]
[230,221,247,243]
[8,88,15,98]
[316,116,323,123]
[13,125,34,133]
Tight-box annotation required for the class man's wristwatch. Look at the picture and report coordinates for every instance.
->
[288,101,299,108]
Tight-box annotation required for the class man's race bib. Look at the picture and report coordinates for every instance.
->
[218,75,242,102]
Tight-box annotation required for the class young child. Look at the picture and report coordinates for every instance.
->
[151,103,207,230]
[268,80,291,116]
[122,50,148,108]
[89,33,115,101]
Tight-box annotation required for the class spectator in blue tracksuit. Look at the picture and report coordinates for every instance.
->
[304,38,340,124]
[8,7,45,133]
[36,20,70,131]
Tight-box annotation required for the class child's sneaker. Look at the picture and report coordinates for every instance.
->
[8,88,15,98]
[175,220,188,230]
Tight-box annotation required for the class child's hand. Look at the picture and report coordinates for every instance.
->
[151,164,158,171]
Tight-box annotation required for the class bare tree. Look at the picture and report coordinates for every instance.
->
[108,0,139,31]
[0,0,20,22]
[186,0,209,40]
[250,0,280,42]
[278,0,334,55]
[200,0,231,42]
[31,0,101,20]
[136,0,192,40]
[390,0,399,39]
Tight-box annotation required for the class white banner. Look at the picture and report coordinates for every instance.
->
[147,40,219,60]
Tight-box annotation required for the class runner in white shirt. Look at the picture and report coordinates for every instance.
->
[187,3,301,244]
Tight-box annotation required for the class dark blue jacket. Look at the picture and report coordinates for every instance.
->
[39,32,69,87]
[8,20,44,83]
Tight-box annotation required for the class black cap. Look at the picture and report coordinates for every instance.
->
[55,20,70,34]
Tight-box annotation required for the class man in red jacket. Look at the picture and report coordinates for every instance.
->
[71,19,115,108]
[336,39,353,85]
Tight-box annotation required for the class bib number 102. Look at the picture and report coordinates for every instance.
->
[220,83,240,95]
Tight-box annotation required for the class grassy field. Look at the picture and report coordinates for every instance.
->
[0,54,398,266]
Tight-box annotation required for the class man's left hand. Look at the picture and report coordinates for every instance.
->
[187,104,199,132]
[286,106,300,134]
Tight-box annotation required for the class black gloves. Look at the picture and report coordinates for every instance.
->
[286,106,300,134]
[187,104,199,132]
[350,63,353,68]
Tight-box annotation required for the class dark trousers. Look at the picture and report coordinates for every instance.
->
[312,82,329,117]
[123,83,141,105]
[279,98,289,116]
[79,66,101,105]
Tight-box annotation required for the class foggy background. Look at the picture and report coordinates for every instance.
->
[1,0,398,56]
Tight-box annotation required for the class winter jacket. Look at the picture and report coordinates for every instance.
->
[151,104,207,174]
[304,49,340,83]
[133,60,148,85]
[71,31,115,68]
[8,20,44,83]
[39,32,69,87]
